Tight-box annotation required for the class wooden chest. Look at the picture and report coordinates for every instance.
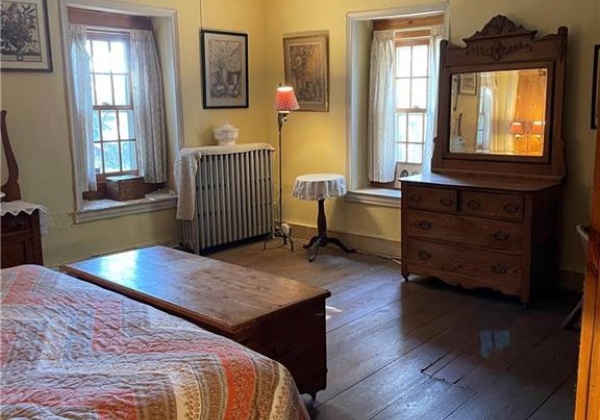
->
[61,246,330,397]
[106,175,145,201]
[400,173,561,304]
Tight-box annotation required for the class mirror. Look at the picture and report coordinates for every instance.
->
[449,68,548,156]
[433,15,567,178]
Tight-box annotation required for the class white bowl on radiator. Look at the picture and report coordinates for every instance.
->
[213,121,239,146]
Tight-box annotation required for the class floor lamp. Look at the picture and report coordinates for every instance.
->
[264,84,299,250]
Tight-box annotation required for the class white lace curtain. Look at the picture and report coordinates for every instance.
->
[69,24,96,193]
[130,30,167,183]
[423,24,443,174]
[368,30,396,183]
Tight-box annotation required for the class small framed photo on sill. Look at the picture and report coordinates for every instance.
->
[200,29,248,109]
[0,0,52,72]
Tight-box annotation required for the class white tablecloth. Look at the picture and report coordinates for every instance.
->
[0,200,49,235]
[292,174,346,201]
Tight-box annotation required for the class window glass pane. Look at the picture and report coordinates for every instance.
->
[93,112,101,141]
[100,111,119,141]
[396,113,407,143]
[407,144,423,163]
[412,45,428,77]
[396,46,411,77]
[95,75,113,106]
[121,141,137,171]
[407,113,424,143]
[94,143,103,173]
[113,75,130,106]
[396,143,406,162]
[103,142,121,173]
[119,111,135,140]
[110,41,128,73]
[412,78,427,109]
[91,40,111,73]
[396,79,410,108]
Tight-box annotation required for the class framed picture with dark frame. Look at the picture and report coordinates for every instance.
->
[200,30,248,109]
[458,73,477,95]
[283,32,329,112]
[591,44,600,129]
[0,0,52,72]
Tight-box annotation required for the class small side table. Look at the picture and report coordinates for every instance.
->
[293,174,355,262]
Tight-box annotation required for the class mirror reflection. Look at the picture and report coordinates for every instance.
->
[449,68,547,157]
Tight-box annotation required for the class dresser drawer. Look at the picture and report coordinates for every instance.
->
[406,210,524,251]
[1,212,32,234]
[460,191,524,221]
[404,185,457,212]
[404,238,522,286]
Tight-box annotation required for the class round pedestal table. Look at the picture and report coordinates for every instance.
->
[292,173,355,262]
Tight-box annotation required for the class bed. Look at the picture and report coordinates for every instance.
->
[0,110,308,419]
[0,264,309,419]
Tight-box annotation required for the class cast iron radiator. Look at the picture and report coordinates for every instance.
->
[181,144,274,254]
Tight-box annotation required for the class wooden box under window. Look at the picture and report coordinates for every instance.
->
[106,175,145,201]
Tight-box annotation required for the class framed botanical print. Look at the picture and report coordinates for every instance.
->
[283,32,329,112]
[0,0,52,72]
[200,29,248,109]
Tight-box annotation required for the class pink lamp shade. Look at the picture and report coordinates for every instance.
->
[531,120,545,136]
[275,85,300,112]
[510,121,524,136]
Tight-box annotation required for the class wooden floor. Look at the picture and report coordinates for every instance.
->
[211,241,580,420]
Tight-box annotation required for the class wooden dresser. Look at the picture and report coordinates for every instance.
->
[401,173,560,303]
[401,16,568,304]
[1,210,44,268]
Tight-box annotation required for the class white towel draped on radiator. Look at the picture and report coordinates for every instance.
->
[174,143,275,221]
[174,148,201,220]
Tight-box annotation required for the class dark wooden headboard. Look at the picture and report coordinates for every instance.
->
[1,110,22,202]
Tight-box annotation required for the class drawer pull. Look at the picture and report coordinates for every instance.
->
[439,197,454,207]
[491,264,508,274]
[418,220,432,230]
[467,199,482,210]
[418,250,432,261]
[493,231,509,241]
[409,194,422,203]
[503,203,520,213]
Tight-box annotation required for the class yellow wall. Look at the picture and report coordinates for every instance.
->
[0,0,267,266]
[264,0,599,273]
[1,0,597,272]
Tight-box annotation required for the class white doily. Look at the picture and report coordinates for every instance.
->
[1,200,49,235]
[292,174,346,201]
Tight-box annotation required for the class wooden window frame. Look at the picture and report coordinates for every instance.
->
[87,32,138,183]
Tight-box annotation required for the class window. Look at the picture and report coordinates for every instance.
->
[66,6,172,210]
[346,8,446,206]
[87,33,137,181]
[394,35,430,178]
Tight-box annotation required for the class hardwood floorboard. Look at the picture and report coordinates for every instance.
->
[369,379,476,420]
[211,242,579,420]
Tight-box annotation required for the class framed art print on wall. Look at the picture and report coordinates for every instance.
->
[283,32,329,112]
[458,73,477,95]
[200,29,248,109]
[0,0,52,72]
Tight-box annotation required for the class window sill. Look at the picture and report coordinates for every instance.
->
[345,188,401,208]
[75,190,177,223]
